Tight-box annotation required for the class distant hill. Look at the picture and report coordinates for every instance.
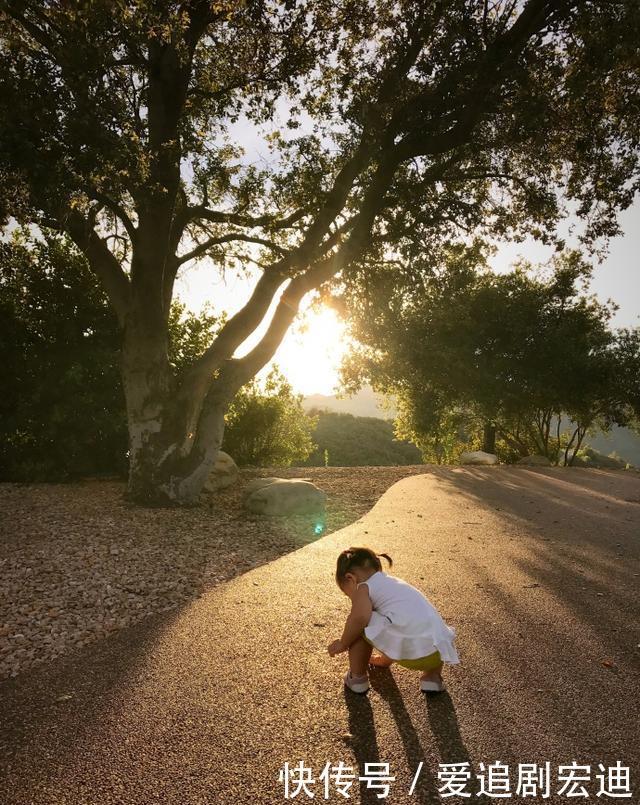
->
[300,411,422,467]
[303,387,640,466]
[303,386,396,419]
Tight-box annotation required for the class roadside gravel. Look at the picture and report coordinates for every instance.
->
[0,465,428,680]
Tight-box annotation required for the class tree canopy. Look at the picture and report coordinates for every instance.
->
[340,245,640,464]
[1,1,639,502]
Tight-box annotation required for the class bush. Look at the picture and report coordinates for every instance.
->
[0,232,127,480]
[223,368,317,467]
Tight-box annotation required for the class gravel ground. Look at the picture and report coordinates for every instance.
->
[0,465,429,681]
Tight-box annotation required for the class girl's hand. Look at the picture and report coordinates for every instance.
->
[327,639,345,657]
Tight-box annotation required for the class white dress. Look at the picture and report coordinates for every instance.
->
[358,571,460,664]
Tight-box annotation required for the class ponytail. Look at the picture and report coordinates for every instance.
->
[335,546,393,585]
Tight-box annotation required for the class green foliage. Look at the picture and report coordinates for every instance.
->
[303,411,422,467]
[0,234,311,479]
[167,301,224,378]
[394,402,475,465]
[0,230,126,480]
[342,247,640,465]
[222,368,316,467]
[572,446,630,469]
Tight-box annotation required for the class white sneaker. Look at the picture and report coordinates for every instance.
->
[344,671,370,694]
[420,677,445,694]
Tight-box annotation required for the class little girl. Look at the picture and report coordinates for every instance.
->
[327,546,460,694]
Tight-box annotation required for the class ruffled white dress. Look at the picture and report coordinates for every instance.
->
[359,571,460,664]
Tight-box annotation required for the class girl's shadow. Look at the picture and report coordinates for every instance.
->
[344,667,470,803]
[343,687,381,804]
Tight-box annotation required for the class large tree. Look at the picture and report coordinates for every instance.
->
[339,247,640,464]
[1,1,639,504]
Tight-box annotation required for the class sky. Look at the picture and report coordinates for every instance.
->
[170,61,640,398]
[174,195,640,396]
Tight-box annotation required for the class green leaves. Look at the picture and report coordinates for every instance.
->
[0,231,127,480]
[341,246,640,464]
[222,367,316,466]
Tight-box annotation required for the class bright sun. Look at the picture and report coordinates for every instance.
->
[257,306,350,396]
[175,262,351,396]
[274,308,348,395]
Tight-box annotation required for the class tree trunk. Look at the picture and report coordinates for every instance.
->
[124,381,227,506]
[120,312,229,507]
[482,421,496,454]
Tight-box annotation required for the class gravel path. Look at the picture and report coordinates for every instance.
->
[1,467,638,804]
[0,466,429,680]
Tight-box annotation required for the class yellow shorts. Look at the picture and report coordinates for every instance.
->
[363,635,442,671]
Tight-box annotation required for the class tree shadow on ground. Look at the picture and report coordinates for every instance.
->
[428,468,640,649]
[424,467,640,774]
[0,607,182,793]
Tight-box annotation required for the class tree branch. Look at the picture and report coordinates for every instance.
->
[173,268,288,420]
[394,0,573,161]
[86,189,137,242]
[2,5,58,52]
[64,210,131,325]
[220,258,340,392]
[226,155,407,390]
[176,232,288,265]
[186,205,308,231]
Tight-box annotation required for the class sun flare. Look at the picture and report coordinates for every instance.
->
[264,306,350,396]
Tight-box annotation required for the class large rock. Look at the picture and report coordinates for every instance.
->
[203,451,239,492]
[517,455,552,467]
[242,477,312,501]
[244,479,327,516]
[242,477,282,500]
[555,447,631,469]
[460,450,498,466]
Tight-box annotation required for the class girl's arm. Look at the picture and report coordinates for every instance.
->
[328,585,373,655]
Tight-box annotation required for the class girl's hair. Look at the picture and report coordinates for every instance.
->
[335,546,393,586]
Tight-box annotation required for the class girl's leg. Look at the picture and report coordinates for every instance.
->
[349,635,373,677]
[419,661,444,683]
[369,652,394,668]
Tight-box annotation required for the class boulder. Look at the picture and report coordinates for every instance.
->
[460,450,498,466]
[556,448,631,469]
[242,477,282,500]
[203,450,239,492]
[244,479,327,516]
[242,476,312,501]
[517,455,552,467]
